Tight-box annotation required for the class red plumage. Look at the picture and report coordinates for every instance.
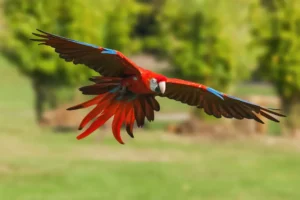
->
[32,29,286,144]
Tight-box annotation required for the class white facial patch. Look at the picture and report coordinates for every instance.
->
[150,78,158,91]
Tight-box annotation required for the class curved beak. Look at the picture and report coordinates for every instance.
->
[158,81,166,94]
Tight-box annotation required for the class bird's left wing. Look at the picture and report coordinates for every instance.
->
[160,78,286,123]
[31,29,141,77]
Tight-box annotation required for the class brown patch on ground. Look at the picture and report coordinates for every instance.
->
[0,131,192,163]
[0,164,13,174]
[0,134,47,158]
[69,145,189,162]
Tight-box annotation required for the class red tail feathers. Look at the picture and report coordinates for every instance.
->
[75,96,141,144]
[78,93,114,130]
[67,77,160,144]
[76,99,120,140]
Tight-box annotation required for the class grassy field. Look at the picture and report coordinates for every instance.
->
[1,56,300,200]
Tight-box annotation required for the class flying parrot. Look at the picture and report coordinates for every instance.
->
[31,29,286,144]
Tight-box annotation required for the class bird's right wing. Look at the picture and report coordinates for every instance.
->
[160,78,286,123]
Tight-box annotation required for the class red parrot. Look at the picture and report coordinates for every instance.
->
[31,29,286,144]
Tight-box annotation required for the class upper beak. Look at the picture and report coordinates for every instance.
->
[158,81,166,94]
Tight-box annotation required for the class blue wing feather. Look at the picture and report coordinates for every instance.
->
[206,87,224,100]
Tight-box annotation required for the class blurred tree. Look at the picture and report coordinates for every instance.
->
[134,0,165,54]
[157,0,260,90]
[251,0,300,132]
[104,0,142,54]
[1,0,141,123]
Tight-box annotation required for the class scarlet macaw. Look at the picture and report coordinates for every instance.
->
[31,29,285,144]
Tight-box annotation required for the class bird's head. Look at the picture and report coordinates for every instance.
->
[149,75,167,94]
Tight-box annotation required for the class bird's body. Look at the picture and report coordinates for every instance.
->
[120,69,165,94]
[32,29,286,144]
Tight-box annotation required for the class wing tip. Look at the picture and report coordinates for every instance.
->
[36,29,47,34]
[31,29,49,43]
[261,107,287,118]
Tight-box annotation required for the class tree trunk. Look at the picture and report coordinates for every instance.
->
[32,80,47,124]
[281,95,300,137]
[48,87,58,109]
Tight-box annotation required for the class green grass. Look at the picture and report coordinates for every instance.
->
[2,129,300,200]
[1,55,299,200]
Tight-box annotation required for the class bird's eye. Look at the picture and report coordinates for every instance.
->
[151,78,157,83]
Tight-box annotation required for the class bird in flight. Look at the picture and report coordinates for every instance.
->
[31,29,285,144]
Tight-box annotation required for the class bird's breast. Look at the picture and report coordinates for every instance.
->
[122,76,152,94]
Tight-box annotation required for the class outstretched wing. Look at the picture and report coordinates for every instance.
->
[160,78,286,123]
[31,29,141,77]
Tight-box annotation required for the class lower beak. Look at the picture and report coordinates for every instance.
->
[158,81,166,94]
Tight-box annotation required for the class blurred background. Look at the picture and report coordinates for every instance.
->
[1,0,300,199]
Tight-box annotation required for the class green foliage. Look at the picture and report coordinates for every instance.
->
[2,0,138,86]
[249,0,300,131]
[251,0,300,116]
[153,0,261,92]
[251,0,300,102]
[104,0,142,54]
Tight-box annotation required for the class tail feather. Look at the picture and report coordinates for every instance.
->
[78,93,114,130]
[124,104,135,138]
[143,97,154,121]
[77,102,120,140]
[139,97,146,117]
[67,94,105,110]
[67,79,159,144]
[147,96,160,111]
[125,108,135,138]
[133,99,145,127]
[112,104,128,144]
[79,84,117,95]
